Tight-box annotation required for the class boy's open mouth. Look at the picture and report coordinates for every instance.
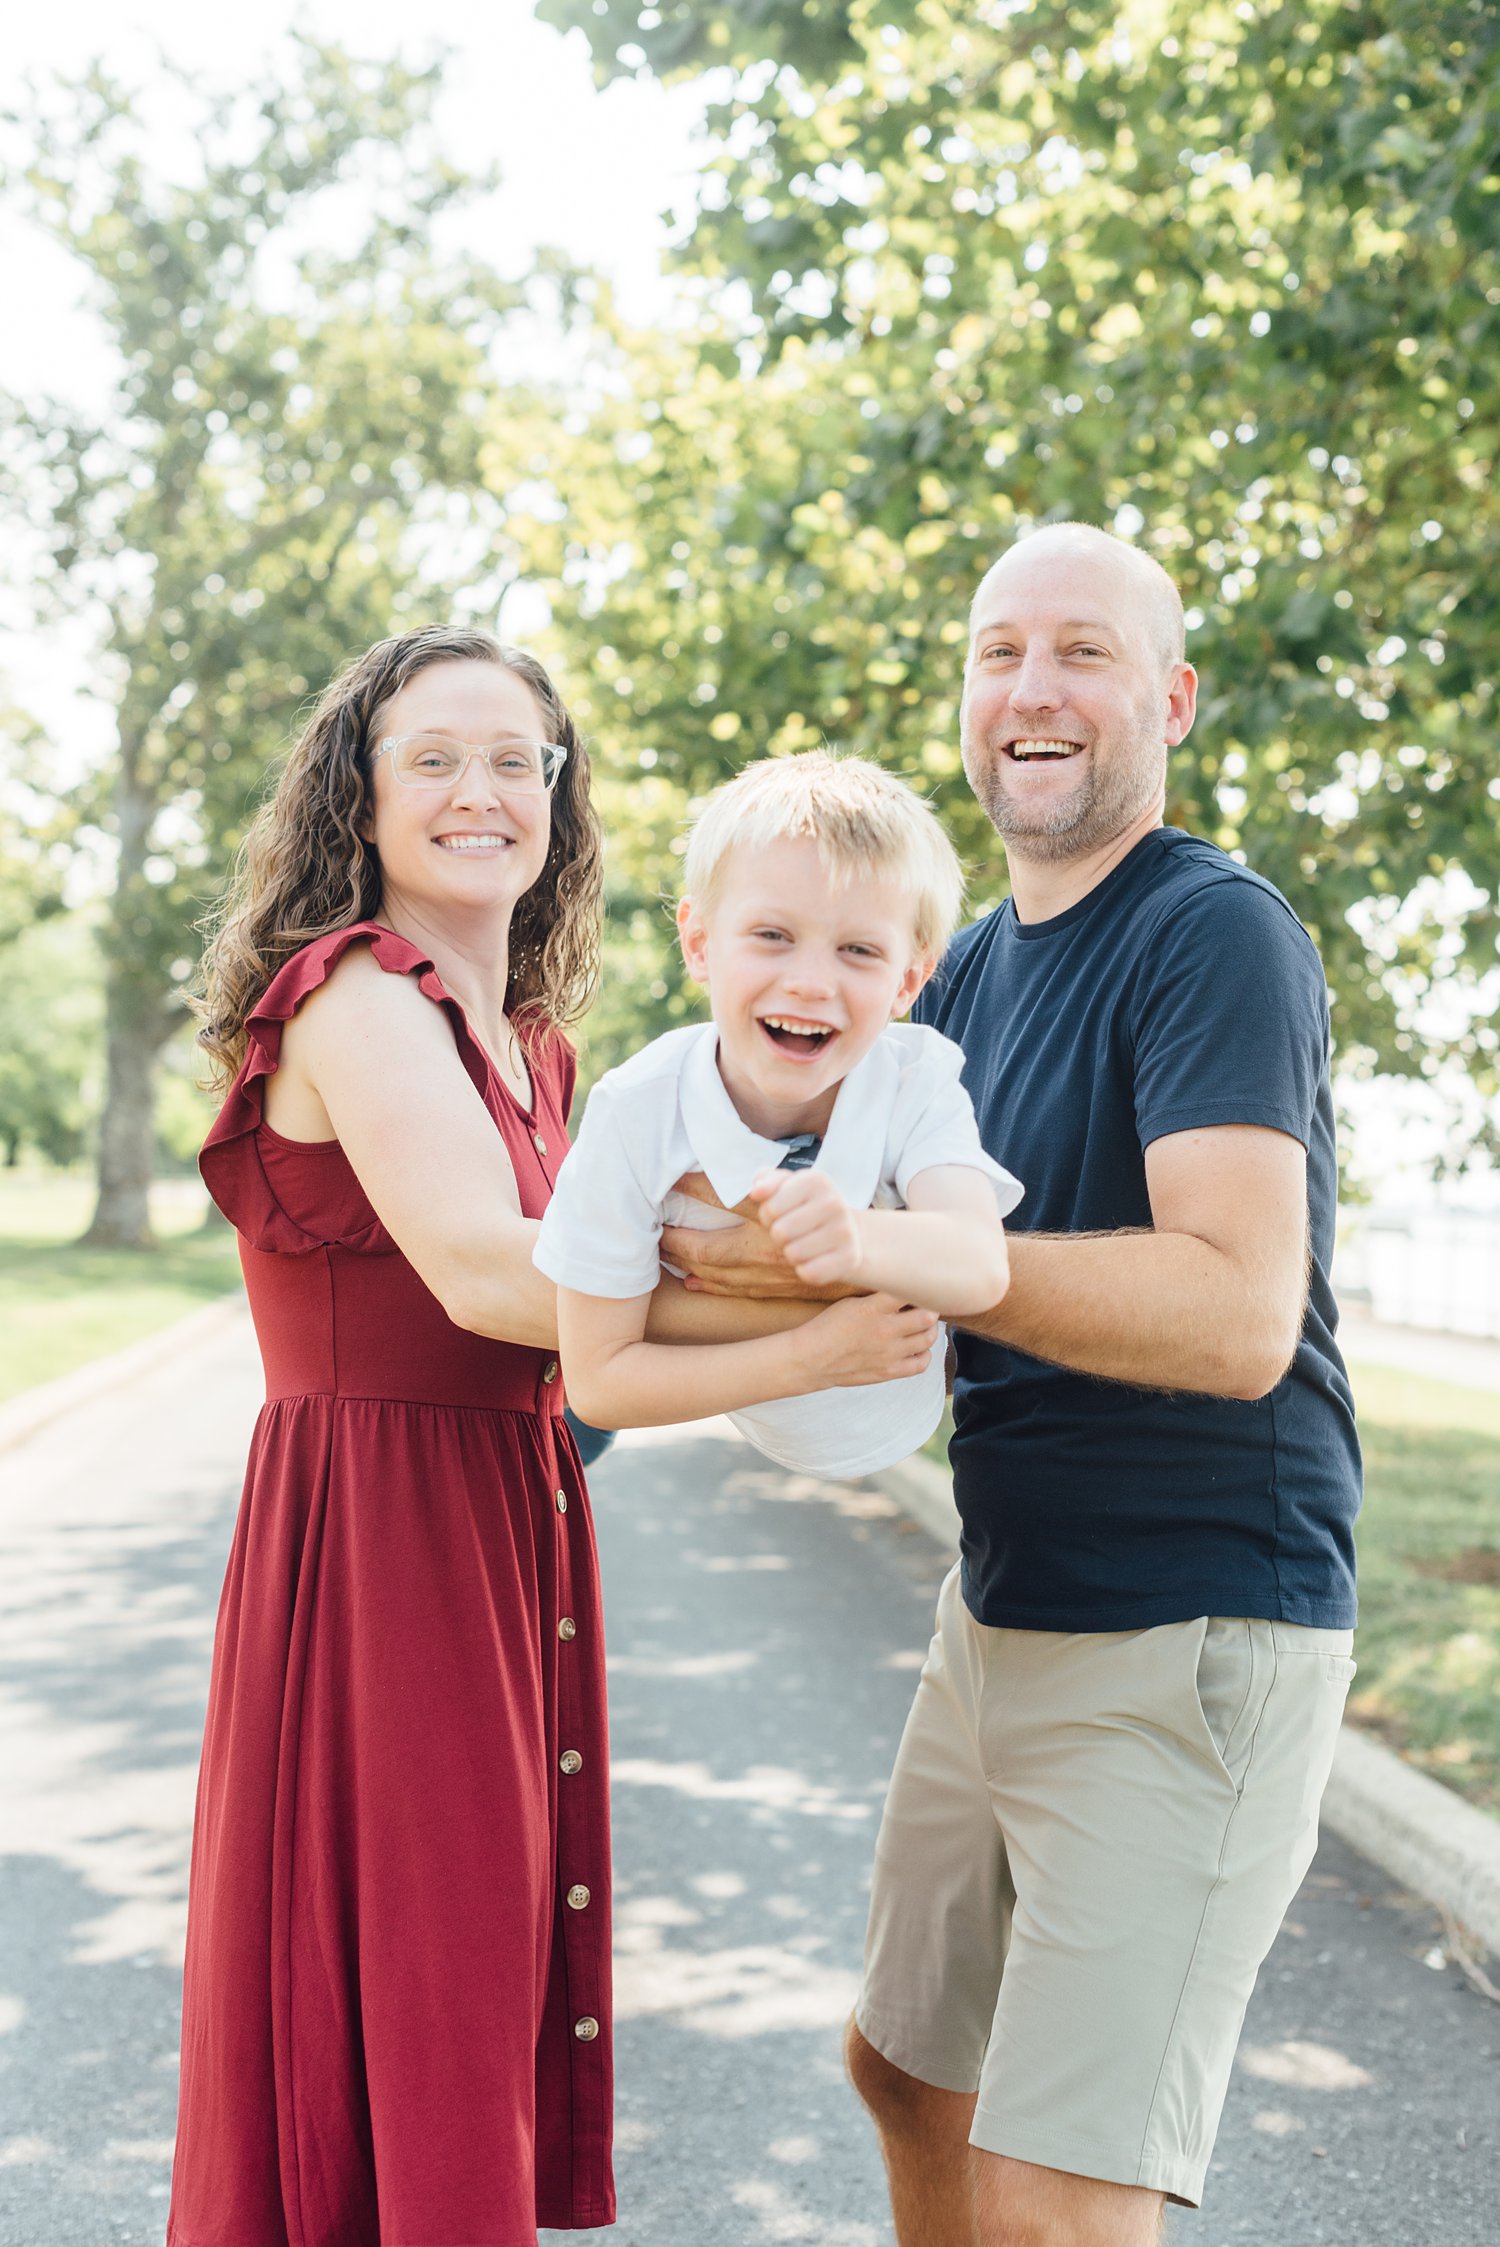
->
[758,1015,837,1056]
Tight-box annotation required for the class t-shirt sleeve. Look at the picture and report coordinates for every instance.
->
[532,1077,666,1298]
[892,1030,1025,1217]
[1130,877,1330,1152]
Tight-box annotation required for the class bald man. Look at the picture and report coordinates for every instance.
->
[664,525,1361,2247]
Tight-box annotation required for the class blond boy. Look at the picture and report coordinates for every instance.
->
[532,753,1020,1473]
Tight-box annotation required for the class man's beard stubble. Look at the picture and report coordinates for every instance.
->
[960,719,1168,866]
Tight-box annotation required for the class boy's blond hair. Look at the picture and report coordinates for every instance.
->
[681,751,964,959]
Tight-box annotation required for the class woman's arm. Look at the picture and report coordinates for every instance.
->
[559,1284,943,1432]
[274,950,845,1352]
[278,946,560,1344]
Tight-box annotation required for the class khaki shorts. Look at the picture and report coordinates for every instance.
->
[855,1565,1355,2207]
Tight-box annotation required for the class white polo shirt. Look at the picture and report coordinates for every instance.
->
[533,1021,1023,1478]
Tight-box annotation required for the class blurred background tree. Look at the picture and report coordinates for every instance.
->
[3,4,1497,1208]
[0,915,101,1169]
[0,42,554,1243]
[533,0,1500,1132]
[0,701,69,950]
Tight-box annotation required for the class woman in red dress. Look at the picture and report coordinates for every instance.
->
[171,629,613,2247]
[169,626,942,2247]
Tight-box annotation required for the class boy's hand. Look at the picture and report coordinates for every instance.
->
[748,1168,866,1289]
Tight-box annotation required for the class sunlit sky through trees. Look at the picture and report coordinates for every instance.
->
[2,2,1495,1212]
[0,0,705,740]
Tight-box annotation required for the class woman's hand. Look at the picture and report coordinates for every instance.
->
[797,1292,942,1389]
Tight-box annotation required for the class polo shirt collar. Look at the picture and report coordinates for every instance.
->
[678,1025,895,1212]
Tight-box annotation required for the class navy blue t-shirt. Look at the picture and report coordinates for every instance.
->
[915,827,1360,1632]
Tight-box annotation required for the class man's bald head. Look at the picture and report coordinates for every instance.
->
[970,523,1186,674]
[959,518,1199,867]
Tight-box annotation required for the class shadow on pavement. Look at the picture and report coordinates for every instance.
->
[0,1853,180,2246]
[3,1360,1496,2247]
[0,1335,255,2246]
[559,1428,1500,2247]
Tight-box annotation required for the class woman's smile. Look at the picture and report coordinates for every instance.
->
[432,830,518,853]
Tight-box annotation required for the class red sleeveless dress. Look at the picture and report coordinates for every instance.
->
[168,923,614,2247]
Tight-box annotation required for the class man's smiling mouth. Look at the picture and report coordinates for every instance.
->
[1004,739,1086,761]
[758,1015,838,1055]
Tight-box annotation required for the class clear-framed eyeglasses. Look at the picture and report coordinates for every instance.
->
[374,733,569,795]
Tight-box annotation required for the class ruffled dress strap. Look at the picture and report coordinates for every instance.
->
[199,921,497,1255]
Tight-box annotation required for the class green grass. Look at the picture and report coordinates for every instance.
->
[922,1361,1500,1814]
[1343,1360,1500,1816]
[0,1169,243,1404]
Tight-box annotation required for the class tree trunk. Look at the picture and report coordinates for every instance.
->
[83,965,169,1246]
[82,743,171,1249]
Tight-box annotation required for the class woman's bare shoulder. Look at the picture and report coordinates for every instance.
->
[291,934,440,1035]
[271,938,448,1137]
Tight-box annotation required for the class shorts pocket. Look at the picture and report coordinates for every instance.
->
[1270,1622,1356,1689]
[1190,1617,1270,1790]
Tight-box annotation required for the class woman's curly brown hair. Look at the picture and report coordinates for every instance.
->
[194,627,603,1091]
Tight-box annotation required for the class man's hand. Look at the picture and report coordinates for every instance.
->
[663,1171,857,1300]
[661,1215,852,1299]
[669,1170,760,1222]
[747,1168,865,1289]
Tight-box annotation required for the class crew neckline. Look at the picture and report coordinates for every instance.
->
[1003,827,1180,942]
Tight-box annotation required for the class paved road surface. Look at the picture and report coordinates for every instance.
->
[1338,1310,1500,1396]
[1,1311,1496,2245]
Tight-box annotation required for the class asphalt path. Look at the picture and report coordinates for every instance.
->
[1,1310,1496,2246]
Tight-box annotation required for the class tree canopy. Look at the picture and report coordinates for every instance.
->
[534,0,1500,1134]
[2,43,557,1238]
[4,12,1496,1192]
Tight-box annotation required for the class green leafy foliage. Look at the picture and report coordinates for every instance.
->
[0,917,101,1167]
[0,703,70,950]
[1,42,550,1238]
[535,0,1500,1122]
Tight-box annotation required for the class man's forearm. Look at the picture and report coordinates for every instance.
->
[959,1229,1300,1400]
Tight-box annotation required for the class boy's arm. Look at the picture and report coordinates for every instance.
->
[558,1284,943,1430]
[750,1164,1009,1319]
[871,1166,1010,1314]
